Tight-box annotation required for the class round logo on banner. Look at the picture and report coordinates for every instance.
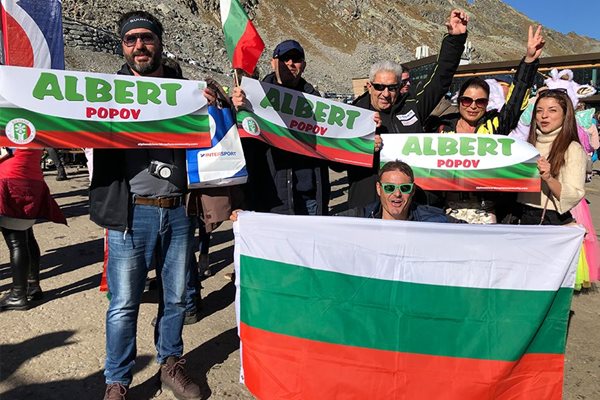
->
[5,118,36,145]
[242,117,261,136]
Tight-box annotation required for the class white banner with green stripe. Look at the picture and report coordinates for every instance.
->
[237,77,376,167]
[380,133,541,192]
[0,65,211,148]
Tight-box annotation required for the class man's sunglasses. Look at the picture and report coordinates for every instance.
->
[122,32,156,47]
[458,96,489,108]
[380,182,414,194]
[278,52,304,63]
[370,82,402,92]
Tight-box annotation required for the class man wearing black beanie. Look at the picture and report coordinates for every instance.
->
[91,10,214,400]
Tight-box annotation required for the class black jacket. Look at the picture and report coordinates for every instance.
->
[347,33,467,209]
[89,64,187,231]
[241,73,330,215]
[338,200,451,223]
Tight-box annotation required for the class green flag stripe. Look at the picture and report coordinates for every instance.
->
[240,255,571,361]
[0,108,209,134]
[237,110,373,154]
[222,0,250,62]
[406,164,539,179]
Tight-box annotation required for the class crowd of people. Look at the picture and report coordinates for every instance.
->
[0,7,599,400]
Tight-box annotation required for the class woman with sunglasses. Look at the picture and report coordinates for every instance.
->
[432,26,544,223]
[437,25,544,135]
[515,90,587,225]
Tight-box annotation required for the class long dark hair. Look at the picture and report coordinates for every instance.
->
[527,89,580,177]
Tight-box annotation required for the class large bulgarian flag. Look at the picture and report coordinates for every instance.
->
[234,212,584,399]
[220,0,264,75]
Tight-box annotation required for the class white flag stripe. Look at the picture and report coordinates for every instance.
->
[219,0,231,27]
[234,212,583,291]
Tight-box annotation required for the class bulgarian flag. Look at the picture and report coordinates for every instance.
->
[234,212,584,399]
[220,0,264,75]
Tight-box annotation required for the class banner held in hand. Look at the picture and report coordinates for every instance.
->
[237,77,376,167]
[0,66,211,148]
[380,133,541,192]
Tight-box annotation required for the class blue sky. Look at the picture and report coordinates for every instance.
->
[500,0,600,40]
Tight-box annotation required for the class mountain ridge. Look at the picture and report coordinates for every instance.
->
[61,0,600,92]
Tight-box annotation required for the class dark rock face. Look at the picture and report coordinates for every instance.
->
[61,0,600,93]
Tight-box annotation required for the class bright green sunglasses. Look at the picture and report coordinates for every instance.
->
[380,182,414,194]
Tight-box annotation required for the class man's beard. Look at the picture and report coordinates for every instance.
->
[125,49,161,75]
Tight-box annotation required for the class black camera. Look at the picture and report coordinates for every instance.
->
[148,160,175,179]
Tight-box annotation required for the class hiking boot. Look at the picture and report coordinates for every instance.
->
[160,356,201,400]
[103,383,128,400]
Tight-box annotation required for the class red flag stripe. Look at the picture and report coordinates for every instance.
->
[1,5,35,67]
[415,176,540,192]
[241,323,564,400]
[0,130,212,149]
[232,20,264,75]
[241,130,373,167]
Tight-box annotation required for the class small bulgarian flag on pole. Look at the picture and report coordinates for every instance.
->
[220,0,264,75]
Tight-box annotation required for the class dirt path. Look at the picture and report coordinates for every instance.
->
[0,167,599,399]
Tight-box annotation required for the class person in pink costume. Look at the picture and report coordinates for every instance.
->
[0,148,66,310]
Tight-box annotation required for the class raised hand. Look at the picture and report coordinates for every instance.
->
[525,25,545,63]
[231,86,248,110]
[445,9,469,35]
[537,156,552,181]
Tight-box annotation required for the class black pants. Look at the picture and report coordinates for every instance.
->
[515,204,574,226]
[2,227,40,289]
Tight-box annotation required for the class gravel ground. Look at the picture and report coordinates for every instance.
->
[0,166,599,399]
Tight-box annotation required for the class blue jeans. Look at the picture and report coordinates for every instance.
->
[184,241,199,314]
[104,204,194,385]
[184,219,211,313]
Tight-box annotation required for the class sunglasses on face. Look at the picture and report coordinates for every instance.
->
[122,32,156,47]
[401,78,411,86]
[380,182,414,194]
[370,82,401,92]
[458,96,489,108]
[278,52,304,63]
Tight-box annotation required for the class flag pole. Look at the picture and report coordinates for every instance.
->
[234,68,240,87]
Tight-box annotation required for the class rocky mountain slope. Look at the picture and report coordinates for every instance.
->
[61,0,600,93]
